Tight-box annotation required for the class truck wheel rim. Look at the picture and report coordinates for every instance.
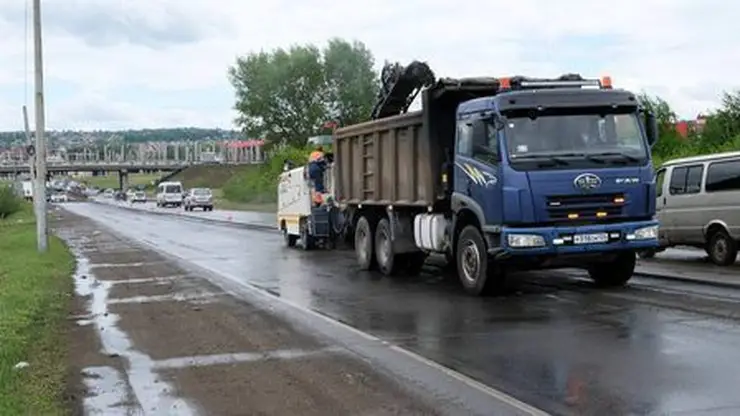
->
[461,241,480,284]
[378,229,390,265]
[357,227,369,264]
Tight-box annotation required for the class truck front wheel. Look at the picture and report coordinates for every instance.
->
[456,225,499,296]
[587,251,636,287]
[355,216,376,270]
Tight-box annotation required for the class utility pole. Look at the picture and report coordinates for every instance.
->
[23,106,34,180]
[32,0,48,252]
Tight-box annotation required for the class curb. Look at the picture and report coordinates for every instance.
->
[634,269,740,290]
[90,199,277,232]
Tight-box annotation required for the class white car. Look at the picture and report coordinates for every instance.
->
[127,189,147,203]
[50,191,68,203]
[156,181,184,208]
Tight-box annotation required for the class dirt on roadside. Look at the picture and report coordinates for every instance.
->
[53,210,440,416]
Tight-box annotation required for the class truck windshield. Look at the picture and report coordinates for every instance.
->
[165,185,182,193]
[504,111,648,170]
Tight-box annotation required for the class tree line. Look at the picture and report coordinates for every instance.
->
[640,92,740,166]
[230,37,739,166]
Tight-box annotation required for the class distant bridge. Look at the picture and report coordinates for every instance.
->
[0,139,266,189]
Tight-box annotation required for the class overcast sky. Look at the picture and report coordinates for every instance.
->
[0,0,737,131]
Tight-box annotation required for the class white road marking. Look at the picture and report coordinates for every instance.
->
[153,347,340,370]
[108,292,222,305]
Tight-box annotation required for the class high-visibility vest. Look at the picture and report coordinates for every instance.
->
[308,151,324,162]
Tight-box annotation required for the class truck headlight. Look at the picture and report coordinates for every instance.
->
[507,234,546,248]
[626,225,659,240]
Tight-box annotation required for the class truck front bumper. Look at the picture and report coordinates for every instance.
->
[493,220,660,257]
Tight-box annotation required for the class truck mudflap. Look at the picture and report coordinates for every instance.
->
[495,220,660,256]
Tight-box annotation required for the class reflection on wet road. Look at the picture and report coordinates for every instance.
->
[63,203,740,416]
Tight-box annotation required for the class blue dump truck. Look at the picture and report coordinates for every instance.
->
[278,62,660,295]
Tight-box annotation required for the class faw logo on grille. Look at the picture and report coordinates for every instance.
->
[573,173,602,191]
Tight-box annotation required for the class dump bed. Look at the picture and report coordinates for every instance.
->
[333,77,503,207]
[333,111,430,206]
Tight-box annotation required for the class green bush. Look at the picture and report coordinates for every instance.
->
[0,185,21,218]
[222,145,313,203]
[653,134,740,168]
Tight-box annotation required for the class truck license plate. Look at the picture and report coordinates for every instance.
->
[573,232,609,244]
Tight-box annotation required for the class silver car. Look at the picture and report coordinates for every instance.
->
[184,188,214,211]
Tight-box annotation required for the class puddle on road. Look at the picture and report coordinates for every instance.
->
[63,233,199,416]
[81,366,131,415]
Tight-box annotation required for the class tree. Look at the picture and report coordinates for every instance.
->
[638,93,685,159]
[228,39,379,148]
[323,38,378,127]
[698,90,740,150]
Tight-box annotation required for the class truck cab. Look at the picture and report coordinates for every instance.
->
[449,76,660,291]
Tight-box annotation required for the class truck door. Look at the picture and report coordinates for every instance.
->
[454,117,503,227]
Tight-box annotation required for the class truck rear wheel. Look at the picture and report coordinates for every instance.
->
[355,216,376,270]
[456,225,499,296]
[375,218,403,275]
[587,251,636,287]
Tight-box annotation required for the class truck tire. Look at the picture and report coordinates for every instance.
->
[456,225,499,296]
[355,216,376,270]
[707,229,738,266]
[300,221,314,250]
[587,251,636,287]
[375,218,403,275]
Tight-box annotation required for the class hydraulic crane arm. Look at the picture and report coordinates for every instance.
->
[371,61,436,120]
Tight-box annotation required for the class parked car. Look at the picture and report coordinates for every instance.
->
[184,188,214,211]
[642,151,740,265]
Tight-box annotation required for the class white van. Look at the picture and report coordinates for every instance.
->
[645,151,740,265]
[156,181,184,208]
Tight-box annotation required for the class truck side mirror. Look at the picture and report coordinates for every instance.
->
[645,112,659,147]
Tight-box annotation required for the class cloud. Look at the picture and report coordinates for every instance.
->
[0,0,737,130]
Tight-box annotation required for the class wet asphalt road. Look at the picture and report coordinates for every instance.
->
[61,202,740,416]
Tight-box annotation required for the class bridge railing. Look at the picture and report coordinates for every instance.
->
[0,159,261,168]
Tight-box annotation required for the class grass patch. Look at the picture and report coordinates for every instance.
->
[210,189,276,212]
[0,204,75,415]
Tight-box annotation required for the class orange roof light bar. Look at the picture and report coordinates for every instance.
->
[499,77,511,89]
[600,76,613,89]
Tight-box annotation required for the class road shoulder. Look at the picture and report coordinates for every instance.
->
[53,209,480,415]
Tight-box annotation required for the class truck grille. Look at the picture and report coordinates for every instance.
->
[546,193,625,223]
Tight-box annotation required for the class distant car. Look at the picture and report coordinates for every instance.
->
[156,181,184,208]
[103,189,115,198]
[184,188,214,211]
[114,190,126,201]
[50,191,68,203]
[128,190,147,203]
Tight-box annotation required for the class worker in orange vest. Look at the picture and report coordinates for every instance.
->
[307,145,327,203]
